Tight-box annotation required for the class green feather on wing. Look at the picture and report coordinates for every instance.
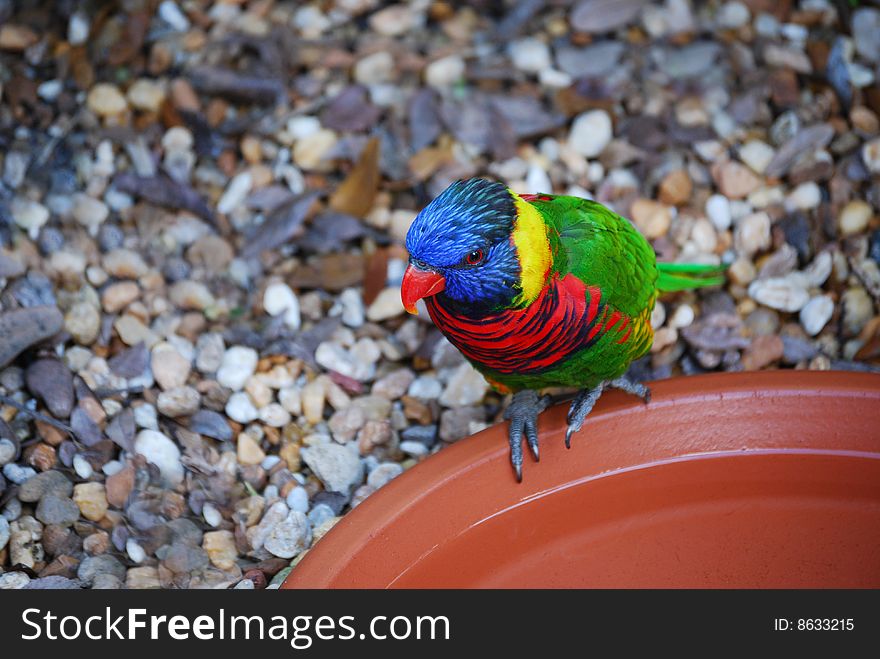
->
[656,262,727,292]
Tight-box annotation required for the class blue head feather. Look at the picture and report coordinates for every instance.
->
[406,179,521,314]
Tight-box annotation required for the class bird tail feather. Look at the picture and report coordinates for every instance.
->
[656,262,727,293]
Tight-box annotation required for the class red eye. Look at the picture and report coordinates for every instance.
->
[465,249,484,265]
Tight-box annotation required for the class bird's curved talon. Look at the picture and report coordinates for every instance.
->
[504,390,549,481]
[564,384,604,449]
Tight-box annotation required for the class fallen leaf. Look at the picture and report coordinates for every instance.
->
[329,138,380,217]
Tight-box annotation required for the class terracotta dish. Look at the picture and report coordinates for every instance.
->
[283,371,880,588]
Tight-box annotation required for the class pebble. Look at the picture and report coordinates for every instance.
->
[264,511,311,559]
[0,439,15,466]
[114,315,158,347]
[151,343,191,390]
[301,442,363,493]
[134,429,184,486]
[568,110,613,158]
[217,346,259,391]
[0,572,31,589]
[0,517,9,552]
[168,280,215,311]
[354,51,394,85]
[87,84,128,117]
[73,482,108,521]
[800,295,834,336]
[226,392,259,424]
[408,375,443,399]
[734,211,771,257]
[630,199,672,239]
[127,78,166,113]
[71,193,109,234]
[10,198,50,239]
[263,282,301,330]
[366,287,405,321]
[739,140,775,175]
[842,288,874,336]
[195,333,225,374]
[742,335,784,371]
[508,37,552,73]
[101,281,140,313]
[748,276,810,312]
[103,249,148,279]
[439,363,489,407]
[838,200,873,237]
[157,386,201,417]
[247,501,289,552]
[334,288,365,328]
[373,369,416,400]
[218,171,253,215]
[36,494,80,526]
[259,403,292,428]
[237,433,266,466]
[286,486,310,514]
[715,161,762,199]
[315,342,375,381]
[158,0,191,31]
[3,463,35,485]
[425,55,465,89]
[18,470,72,502]
[367,462,403,489]
[126,538,147,564]
[203,530,237,570]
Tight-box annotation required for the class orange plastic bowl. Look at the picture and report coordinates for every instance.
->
[283,371,880,588]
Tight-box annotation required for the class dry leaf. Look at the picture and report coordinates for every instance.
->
[329,137,380,218]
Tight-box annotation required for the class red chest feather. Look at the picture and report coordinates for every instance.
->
[426,274,613,375]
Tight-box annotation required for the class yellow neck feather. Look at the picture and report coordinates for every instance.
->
[510,193,551,306]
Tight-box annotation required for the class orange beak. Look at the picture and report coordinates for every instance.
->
[401,264,445,314]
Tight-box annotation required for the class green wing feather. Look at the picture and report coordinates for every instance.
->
[656,263,727,292]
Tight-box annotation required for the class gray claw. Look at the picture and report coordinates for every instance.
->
[504,390,549,482]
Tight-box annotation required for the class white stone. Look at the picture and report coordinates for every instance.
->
[259,403,292,428]
[11,197,50,238]
[339,288,365,328]
[301,443,363,493]
[216,346,258,391]
[524,163,553,194]
[739,140,775,174]
[225,392,259,424]
[217,171,253,215]
[705,194,732,231]
[354,51,394,85]
[748,276,810,312]
[366,287,405,322]
[285,486,310,514]
[425,55,465,89]
[263,282,301,330]
[286,116,321,141]
[134,430,183,486]
[508,37,552,73]
[158,0,190,31]
[68,11,90,45]
[800,295,834,336]
[567,110,613,158]
[439,363,489,407]
[785,182,821,211]
[734,211,771,257]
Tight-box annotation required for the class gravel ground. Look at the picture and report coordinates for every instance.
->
[0,0,879,589]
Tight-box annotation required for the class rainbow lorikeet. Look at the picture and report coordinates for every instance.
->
[401,178,725,481]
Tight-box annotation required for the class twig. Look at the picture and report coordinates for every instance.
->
[0,393,73,434]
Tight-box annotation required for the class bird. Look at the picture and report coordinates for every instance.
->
[401,178,725,481]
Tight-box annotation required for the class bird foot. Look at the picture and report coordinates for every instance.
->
[565,377,651,448]
[503,390,550,482]
[608,376,651,403]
